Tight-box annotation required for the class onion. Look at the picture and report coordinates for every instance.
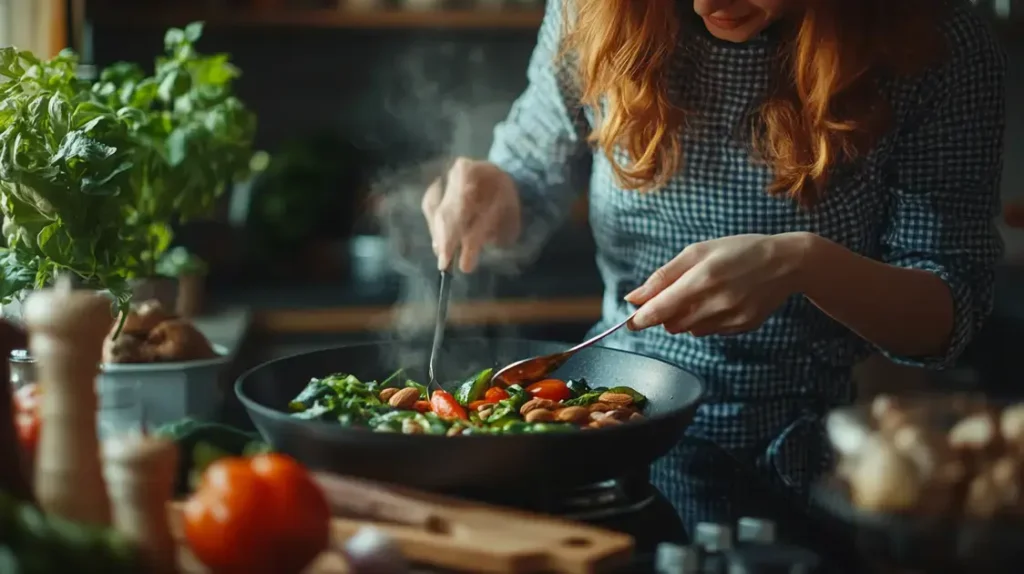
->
[341,527,409,574]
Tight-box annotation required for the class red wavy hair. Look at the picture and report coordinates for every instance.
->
[562,0,945,205]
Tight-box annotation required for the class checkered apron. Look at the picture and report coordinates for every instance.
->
[490,0,1006,510]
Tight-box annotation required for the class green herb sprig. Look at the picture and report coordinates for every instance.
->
[0,48,138,310]
[91,22,257,278]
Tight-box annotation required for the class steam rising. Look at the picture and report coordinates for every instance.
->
[368,42,552,374]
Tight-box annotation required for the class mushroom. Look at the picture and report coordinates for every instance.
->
[118,299,176,336]
[146,320,217,362]
[102,333,154,364]
[848,436,923,512]
[1000,403,1024,451]
[826,410,873,459]
[948,412,999,453]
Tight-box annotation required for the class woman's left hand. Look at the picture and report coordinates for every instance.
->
[625,233,812,337]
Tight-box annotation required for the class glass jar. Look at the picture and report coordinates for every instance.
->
[9,349,35,390]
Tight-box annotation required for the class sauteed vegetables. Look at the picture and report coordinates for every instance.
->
[287,369,648,435]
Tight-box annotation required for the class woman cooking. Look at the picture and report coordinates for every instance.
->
[421,0,1006,516]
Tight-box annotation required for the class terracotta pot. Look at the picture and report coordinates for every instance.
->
[176,274,205,318]
[128,277,178,311]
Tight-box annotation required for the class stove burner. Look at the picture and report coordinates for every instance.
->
[555,478,657,521]
[457,471,659,521]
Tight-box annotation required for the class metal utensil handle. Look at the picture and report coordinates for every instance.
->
[427,266,453,390]
[568,309,639,353]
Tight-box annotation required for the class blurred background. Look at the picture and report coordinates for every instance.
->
[3,0,1023,404]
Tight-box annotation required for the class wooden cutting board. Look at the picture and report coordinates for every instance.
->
[169,474,634,574]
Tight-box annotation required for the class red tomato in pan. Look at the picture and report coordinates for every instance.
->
[483,387,509,403]
[526,379,571,402]
[430,390,467,420]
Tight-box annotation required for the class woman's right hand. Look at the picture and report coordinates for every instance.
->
[422,158,522,273]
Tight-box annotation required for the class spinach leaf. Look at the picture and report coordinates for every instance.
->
[562,387,609,407]
[368,410,450,435]
[454,368,493,406]
[484,385,530,426]
[288,378,334,412]
[565,378,591,397]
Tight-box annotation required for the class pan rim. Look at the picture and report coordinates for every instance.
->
[234,337,704,441]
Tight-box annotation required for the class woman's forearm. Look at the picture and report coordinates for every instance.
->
[786,232,955,358]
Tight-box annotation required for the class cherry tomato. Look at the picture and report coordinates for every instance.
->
[430,390,467,420]
[468,400,489,411]
[183,453,330,574]
[483,387,509,403]
[413,400,432,413]
[526,379,572,402]
[15,412,39,458]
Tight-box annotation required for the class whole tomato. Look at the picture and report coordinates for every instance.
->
[526,379,572,402]
[183,453,331,574]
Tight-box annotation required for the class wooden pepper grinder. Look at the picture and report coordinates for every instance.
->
[24,277,113,525]
[104,434,180,574]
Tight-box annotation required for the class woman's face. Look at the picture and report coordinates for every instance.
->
[692,0,792,43]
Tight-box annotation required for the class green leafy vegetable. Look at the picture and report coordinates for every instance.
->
[155,245,207,277]
[153,417,268,495]
[454,368,494,406]
[562,388,610,407]
[484,384,530,427]
[286,370,648,435]
[90,22,257,278]
[0,22,257,322]
[0,490,141,573]
[0,48,140,311]
[565,378,591,398]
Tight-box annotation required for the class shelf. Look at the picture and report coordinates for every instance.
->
[252,296,603,334]
[87,6,545,30]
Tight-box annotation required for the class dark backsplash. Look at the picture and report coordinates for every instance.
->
[91,26,537,166]
[91,22,1024,199]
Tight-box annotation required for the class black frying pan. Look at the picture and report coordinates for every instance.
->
[235,338,703,495]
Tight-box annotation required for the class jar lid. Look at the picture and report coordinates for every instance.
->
[9,349,34,363]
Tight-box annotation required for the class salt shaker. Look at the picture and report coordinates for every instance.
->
[104,433,180,574]
[737,517,777,545]
[694,522,733,574]
[25,278,113,525]
[655,542,701,574]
